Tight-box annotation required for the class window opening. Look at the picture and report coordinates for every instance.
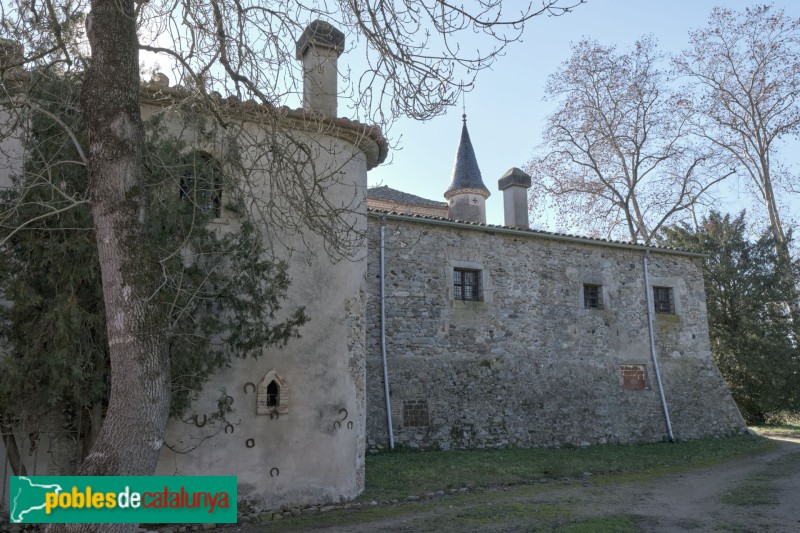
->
[454,268,481,302]
[266,380,279,408]
[653,287,674,314]
[583,284,603,309]
[179,152,222,218]
[257,370,288,416]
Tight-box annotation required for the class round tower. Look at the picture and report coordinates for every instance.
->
[444,114,490,223]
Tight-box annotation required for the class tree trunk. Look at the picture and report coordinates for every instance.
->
[761,169,800,331]
[0,415,27,476]
[49,1,171,531]
[81,401,104,462]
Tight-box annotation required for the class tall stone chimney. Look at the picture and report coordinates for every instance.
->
[498,167,531,228]
[296,20,345,117]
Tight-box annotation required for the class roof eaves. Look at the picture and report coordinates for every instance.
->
[367,208,704,257]
[140,84,389,170]
[367,186,447,207]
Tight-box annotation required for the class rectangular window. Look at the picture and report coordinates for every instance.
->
[653,287,674,314]
[181,173,222,218]
[179,152,223,218]
[583,284,603,309]
[454,268,481,302]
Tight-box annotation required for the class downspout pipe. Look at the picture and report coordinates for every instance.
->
[643,250,675,442]
[380,217,395,449]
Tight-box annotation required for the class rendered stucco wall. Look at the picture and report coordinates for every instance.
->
[154,117,369,510]
[0,108,24,190]
[446,191,486,224]
[365,216,745,450]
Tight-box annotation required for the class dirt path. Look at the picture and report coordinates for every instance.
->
[236,437,800,532]
[551,436,800,532]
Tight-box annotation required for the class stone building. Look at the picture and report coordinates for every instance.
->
[364,115,745,451]
[0,20,745,514]
[0,22,387,511]
[147,22,386,509]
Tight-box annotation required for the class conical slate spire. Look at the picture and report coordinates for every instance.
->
[445,115,490,198]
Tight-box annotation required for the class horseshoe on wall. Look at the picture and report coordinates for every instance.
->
[338,408,348,421]
[246,438,255,448]
[243,382,256,394]
[269,411,280,420]
[193,414,207,428]
[270,467,279,478]
[333,421,341,429]
[224,424,234,434]
[347,421,353,430]
[223,395,234,406]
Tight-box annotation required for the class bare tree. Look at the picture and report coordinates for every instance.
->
[0,1,583,527]
[676,4,800,278]
[528,37,730,243]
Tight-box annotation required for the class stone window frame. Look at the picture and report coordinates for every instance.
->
[447,260,491,304]
[583,283,604,309]
[257,369,289,415]
[577,274,610,311]
[653,286,675,315]
[454,268,481,301]
[647,275,683,316]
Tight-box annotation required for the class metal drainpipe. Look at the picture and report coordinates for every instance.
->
[643,250,675,442]
[380,217,395,449]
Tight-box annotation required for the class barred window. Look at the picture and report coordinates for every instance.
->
[179,152,222,218]
[454,268,481,302]
[653,287,674,314]
[583,284,603,309]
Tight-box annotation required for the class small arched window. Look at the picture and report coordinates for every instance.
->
[257,370,288,415]
[266,380,279,408]
[179,151,222,218]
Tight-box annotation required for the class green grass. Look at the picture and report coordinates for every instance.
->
[267,487,640,532]
[262,435,774,531]
[421,500,570,529]
[722,471,780,506]
[361,434,774,501]
[555,514,640,532]
[750,420,800,439]
[722,449,800,507]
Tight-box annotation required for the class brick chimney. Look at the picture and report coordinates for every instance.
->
[498,167,531,228]
[296,21,345,117]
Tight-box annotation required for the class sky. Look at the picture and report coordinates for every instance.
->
[351,0,800,230]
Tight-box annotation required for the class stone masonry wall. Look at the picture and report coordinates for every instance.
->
[365,215,745,450]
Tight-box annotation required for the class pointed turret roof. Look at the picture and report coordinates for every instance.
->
[445,115,490,198]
